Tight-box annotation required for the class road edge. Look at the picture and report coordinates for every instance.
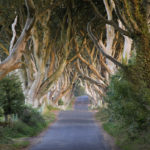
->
[94,112,121,150]
[22,111,59,150]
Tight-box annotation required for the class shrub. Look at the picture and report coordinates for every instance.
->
[58,99,64,105]
[105,70,150,135]
[46,105,59,111]
[11,120,33,137]
[47,105,54,111]
[0,107,3,117]
[74,85,85,96]
[0,105,50,141]
[20,106,46,129]
[0,75,25,121]
[0,127,12,144]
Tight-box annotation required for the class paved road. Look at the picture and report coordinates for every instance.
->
[30,96,111,150]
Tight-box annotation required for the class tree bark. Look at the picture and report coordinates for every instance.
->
[0,0,35,80]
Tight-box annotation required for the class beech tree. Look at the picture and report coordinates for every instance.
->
[89,0,150,87]
[0,0,35,79]
[0,0,150,110]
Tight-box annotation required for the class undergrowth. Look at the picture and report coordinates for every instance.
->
[0,106,56,150]
[96,69,150,150]
[96,109,150,150]
[66,97,75,110]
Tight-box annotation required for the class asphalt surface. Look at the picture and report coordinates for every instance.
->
[30,95,111,150]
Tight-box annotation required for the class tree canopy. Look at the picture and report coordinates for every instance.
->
[0,0,150,124]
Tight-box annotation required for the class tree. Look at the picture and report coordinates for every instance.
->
[0,0,35,80]
[0,0,149,111]
[89,0,150,87]
[0,75,25,122]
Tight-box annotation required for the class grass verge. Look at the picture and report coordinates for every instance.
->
[0,108,57,150]
[0,141,29,150]
[95,109,150,150]
[66,97,75,110]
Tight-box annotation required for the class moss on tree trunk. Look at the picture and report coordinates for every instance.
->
[126,34,150,88]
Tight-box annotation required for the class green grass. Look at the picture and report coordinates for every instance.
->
[12,141,30,149]
[46,105,60,111]
[0,141,30,150]
[66,97,75,110]
[96,109,150,150]
[43,111,56,124]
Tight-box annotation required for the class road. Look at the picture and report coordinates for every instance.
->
[30,95,111,150]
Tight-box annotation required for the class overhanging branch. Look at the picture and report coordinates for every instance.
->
[89,0,132,38]
[75,60,107,88]
[87,17,124,68]
[0,0,35,80]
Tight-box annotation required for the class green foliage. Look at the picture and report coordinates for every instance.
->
[74,85,85,96]
[0,106,56,150]
[0,75,56,147]
[0,110,46,138]
[0,127,11,144]
[96,109,150,150]
[43,111,56,124]
[19,106,46,130]
[0,75,25,116]
[58,99,64,105]
[0,124,30,149]
[0,107,3,117]
[11,120,33,137]
[46,105,59,111]
[105,70,150,135]
[12,141,30,149]
[66,97,75,110]
[47,105,55,111]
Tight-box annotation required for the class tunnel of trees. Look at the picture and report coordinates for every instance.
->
[0,0,150,149]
